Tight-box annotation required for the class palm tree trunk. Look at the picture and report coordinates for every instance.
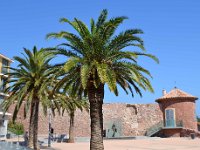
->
[88,82,104,150]
[28,99,40,150]
[28,102,34,149]
[68,112,75,143]
[33,101,39,150]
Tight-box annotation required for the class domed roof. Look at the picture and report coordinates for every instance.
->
[156,87,198,102]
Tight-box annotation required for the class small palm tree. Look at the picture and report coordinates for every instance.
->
[47,9,158,150]
[2,47,56,150]
[56,94,89,143]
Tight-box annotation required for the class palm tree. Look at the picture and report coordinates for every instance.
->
[2,47,57,150]
[56,94,89,143]
[47,9,159,150]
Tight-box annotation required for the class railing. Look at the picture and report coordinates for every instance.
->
[146,120,184,137]
[165,119,183,128]
[1,67,8,74]
[176,120,183,127]
[146,121,164,137]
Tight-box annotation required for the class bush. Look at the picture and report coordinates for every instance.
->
[8,121,24,135]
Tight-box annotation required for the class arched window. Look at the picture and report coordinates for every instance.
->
[165,108,176,127]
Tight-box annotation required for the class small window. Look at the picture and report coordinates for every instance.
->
[2,59,8,66]
[0,78,7,92]
[1,59,9,74]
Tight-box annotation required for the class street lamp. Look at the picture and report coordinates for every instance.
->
[48,108,52,147]
[18,116,22,143]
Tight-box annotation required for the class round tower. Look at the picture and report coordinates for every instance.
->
[156,87,198,131]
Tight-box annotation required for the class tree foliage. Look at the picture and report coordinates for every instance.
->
[2,47,58,149]
[2,47,57,120]
[47,9,159,98]
[47,9,158,150]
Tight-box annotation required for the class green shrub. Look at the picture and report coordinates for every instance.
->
[8,121,24,135]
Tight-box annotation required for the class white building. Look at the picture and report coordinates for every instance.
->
[0,53,13,137]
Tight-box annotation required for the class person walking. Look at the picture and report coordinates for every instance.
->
[24,131,28,146]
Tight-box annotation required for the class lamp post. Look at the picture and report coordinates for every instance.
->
[48,108,52,147]
[18,116,21,143]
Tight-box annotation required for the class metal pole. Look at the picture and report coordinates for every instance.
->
[48,108,51,147]
[18,117,21,143]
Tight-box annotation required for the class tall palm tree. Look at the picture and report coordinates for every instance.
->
[2,47,57,150]
[56,94,89,143]
[47,9,159,150]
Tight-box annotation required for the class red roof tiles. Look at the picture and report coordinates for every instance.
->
[156,87,198,102]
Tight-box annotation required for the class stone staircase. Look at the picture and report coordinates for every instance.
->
[146,121,164,137]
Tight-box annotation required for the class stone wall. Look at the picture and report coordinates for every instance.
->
[103,103,163,137]
[8,103,163,137]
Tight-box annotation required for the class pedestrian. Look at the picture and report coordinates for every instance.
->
[50,127,54,141]
[24,131,28,146]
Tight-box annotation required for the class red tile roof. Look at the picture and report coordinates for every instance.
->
[156,87,198,102]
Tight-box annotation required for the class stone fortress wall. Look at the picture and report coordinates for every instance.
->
[8,103,163,137]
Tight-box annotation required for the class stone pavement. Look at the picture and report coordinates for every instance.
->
[41,138,200,150]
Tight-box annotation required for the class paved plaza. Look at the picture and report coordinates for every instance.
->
[5,137,200,150]
[40,138,200,150]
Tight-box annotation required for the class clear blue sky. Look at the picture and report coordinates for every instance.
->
[1,1,200,114]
